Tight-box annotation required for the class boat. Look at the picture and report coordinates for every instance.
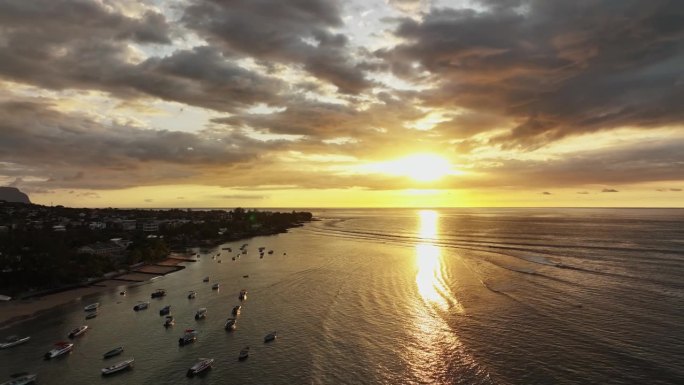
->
[218,260,222,263]
[0,336,30,349]
[195,308,207,320]
[224,318,237,331]
[268,250,274,254]
[0,373,37,385]
[133,302,149,311]
[232,305,241,315]
[186,358,214,377]
[85,312,98,320]
[44,342,73,359]
[84,303,99,312]
[164,316,175,327]
[68,325,88,338]
[159,305,171,316]
[178,329,197,346]
[238,346,249,360]
[243,275,249,278]
[203,276,209,282]
[187,290,196,299]
[151,289,166,298]
[101,358,134,376]
[232,257,236,261]
[239,289,247,301]
[212,283,220,290]
[119,290,126,295]
[264,331,277,342]
[103,346,124,359]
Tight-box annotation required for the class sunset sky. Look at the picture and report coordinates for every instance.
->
[0,0,682,207]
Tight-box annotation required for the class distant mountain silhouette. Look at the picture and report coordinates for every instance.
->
[0,187,31,203]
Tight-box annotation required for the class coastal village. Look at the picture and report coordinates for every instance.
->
[0,199,313,301]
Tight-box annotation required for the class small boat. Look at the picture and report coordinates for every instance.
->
[159,305,171,316]
[44,342,73,359]
[239,289,248,301]
[178,329,197,346]
[203,276,209,282]
[84,303,99,312]
[0,373,37,385]
[268,250,274,254]
[119,290,126,295]
[101,358,134,376]
[232,257,235,261]
[260,255,263,259]
[133,302,149,311]
[186,358,214,377]
[103,346,124,359]
[0,336,30,349]
[151,289,166,298]
[164,316,175,328]
[243,275,249,278]
[211,283,220,290]
[238,346,249,361]
[217,260,222,263]
[232,305,241,315]
[264,331,277,342]
[195,308,207,320]
[224,318,237,331]
[68,325,88,338]
[187,290,197,299]
[85,312,98,320]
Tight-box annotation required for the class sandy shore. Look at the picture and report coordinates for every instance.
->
[0,256,194,329]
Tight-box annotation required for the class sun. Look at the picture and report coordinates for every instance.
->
[360,153,453,182]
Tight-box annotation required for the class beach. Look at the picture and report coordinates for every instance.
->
[0,255,194,329]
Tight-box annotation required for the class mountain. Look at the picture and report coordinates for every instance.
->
[0,187,31,204]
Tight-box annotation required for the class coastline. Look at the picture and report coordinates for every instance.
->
[0,255,194,330]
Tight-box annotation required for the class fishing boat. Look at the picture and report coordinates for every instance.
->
[68,325,88,338]
[164,316,175,328]
[133,302,149,311]
[178,329,197,346]
[239,289,248,301]
[186,358,214,377]
[159,305,171,316]
[203,276,209,282]
[195,308,207,320]
[103,346,124,359]
[224,318,237,331]
[101,358,134,376]
[44,342,73,359]
[238,346,249,361]
[151,289,166,298]
[85,312,98,320]
[232,305,241,315]
[0,336,30,349]
[83,303,99,312]
[0,373,37,385]
[211,283,220,290]
[187,290,197,299]
[264,331,277,342]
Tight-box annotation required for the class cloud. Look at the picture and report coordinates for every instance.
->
[576,191,589,195]
[209,194,265,200]
[382,1,684,148]
[602,188,619,193]
[182,0,371,94]
[541,191,551,195]
[670,188,682,192]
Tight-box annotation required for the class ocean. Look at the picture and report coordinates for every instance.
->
[1,208,683,384]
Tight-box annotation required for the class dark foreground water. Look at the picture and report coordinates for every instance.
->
[1,208,683,384]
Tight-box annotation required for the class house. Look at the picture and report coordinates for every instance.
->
[78,240,126,258]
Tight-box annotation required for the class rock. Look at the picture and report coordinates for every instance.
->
[0,187,31,204]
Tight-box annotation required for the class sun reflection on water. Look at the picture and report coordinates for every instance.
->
[416,210,449,311]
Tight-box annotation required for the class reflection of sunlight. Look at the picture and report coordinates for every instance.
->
[416,210,448,310]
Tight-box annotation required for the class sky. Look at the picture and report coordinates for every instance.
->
[0,0,682,208]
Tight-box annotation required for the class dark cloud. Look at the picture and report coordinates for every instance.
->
[382,0,684,148]
[541,191,551,195]
[670,188,682,192]
[602,189,619,193]
[182,0,371,93]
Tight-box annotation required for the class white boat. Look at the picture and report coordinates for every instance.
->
[101,358,134,376]
[68,325,88,338]
[0,336,30,349]
[133,302,149,311]
[84,303,99,312]
[186,358,214,377]
[264,331,277,342]
[239,289,247,301]
[232,305,241,315]
[44,342,73,359]
[195,308,207,320]
[187,290,197,299]
[211,283,220,290]
[238,346,249,360]
[0,373,37,385]
[224,318,237,331]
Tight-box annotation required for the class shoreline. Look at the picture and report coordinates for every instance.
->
[0,255,195,330]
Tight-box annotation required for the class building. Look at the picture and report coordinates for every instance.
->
[78,241,126,258]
